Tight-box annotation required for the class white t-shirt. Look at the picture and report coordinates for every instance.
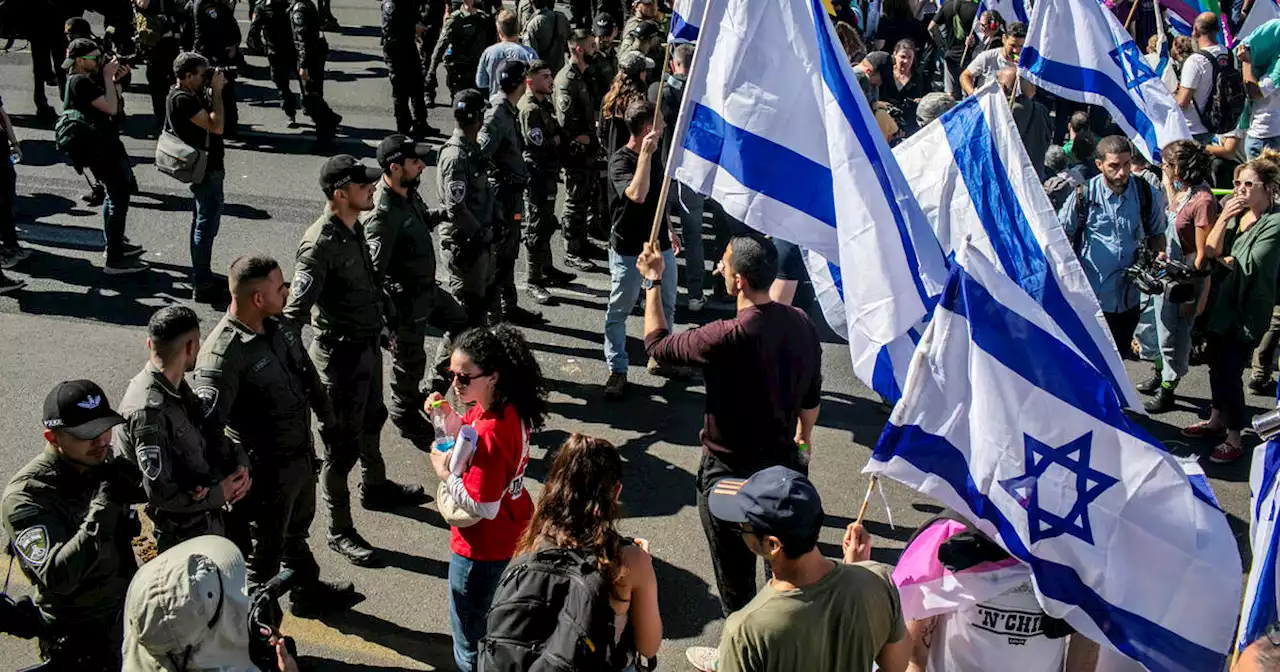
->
[926,580,1068,672]
[965,48,1013,90]
[1250,77,1280,139]
[1179,45,1227,135]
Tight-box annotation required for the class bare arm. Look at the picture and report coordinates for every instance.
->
[960,69,977,95]
[796,407,819,445]
[624,151,655,203]
[877,636,913,672]
[1175,85,1195,108]
[905,617,937,672]
[1064,634,1100,672]
[622,545,662,658]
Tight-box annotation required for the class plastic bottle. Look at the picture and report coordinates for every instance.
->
[8,150,18,166]
[429,400,456,453]
[797,441,810,468]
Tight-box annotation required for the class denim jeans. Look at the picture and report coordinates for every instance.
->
[448,553,509,672]
[675,183,706,301]
[1246,135,1280,160]
[94,152,133,262]
[604,248,677,373]
[190,169,225,288]
[1135,237,1197,384]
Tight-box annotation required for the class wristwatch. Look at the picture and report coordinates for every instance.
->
[642,276,662,290]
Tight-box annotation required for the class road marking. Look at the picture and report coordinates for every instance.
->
[280,614,443,669]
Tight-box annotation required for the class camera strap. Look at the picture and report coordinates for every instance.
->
[3,553,13,593]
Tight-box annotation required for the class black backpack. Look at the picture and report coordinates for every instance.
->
[1192,48,1246,134]
[478,547,630,672]
[1072,176,1153,253]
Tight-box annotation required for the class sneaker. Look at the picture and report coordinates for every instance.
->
[1250,370,1274,395]
[1209,441,1246,464]
[686,646,720,672]
[289,579,360,618]
[564,254,596,272]
[1135,371,1161,395]
[688,296,706,313]
[103,258,149,275]
[360,480,429,511]
[0,246,32,269]
[502,303,547,326]
[1143,384,1176,414]
[327,530,379,567]
[527,283,556,305]
[35,104,57,122]
[604,372,627,400]
[0,274,25,295]
[103,242,145,260]
[541,266,577,287]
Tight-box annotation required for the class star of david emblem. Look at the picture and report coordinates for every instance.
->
[998,433,1119,545]
[1109,42,1158,97]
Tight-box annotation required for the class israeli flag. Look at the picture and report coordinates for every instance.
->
[670,0,703,42]
[808,84,1143,409]
[1237,416,1280,655]
[1020,0,1190,162]
[667,0,949,398]
[977,0,1029,26]
[869,242,1242,671]
[1241,0,1280,42]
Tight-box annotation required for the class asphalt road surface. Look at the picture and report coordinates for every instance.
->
[0,4,1264,669]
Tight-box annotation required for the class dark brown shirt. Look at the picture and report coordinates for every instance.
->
[644,302,823,473]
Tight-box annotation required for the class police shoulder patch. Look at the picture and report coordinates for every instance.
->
[555,91,571,113]
[529,126,543,146]
[136,445,163,481]
[206,6,217,17]
[13,526,50,567]
[448,180,467,204]
[367,240,382,260]
[292,270,314,298]
[194,385,219,418]
[292,10,305,25]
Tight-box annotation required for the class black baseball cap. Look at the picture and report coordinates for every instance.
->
[496,59,528,94]
[593,13,615,36]
[453,89,487,124]
[629,19,661,40]
[62,38,99,70]
[708,466,824,539]
[376,134,432,168]
[319,154,381,193]
[42,380,124,440]
[617,50,656,79]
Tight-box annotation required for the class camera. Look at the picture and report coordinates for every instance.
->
[1123,244,1203,303]
[247,569,298,670]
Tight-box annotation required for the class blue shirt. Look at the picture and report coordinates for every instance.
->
[1058,174,1168,313]
[476,42,538,96]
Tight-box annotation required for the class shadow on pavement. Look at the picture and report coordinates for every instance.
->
[298,657,431,672]
[313,609,458,670]
[8,252,190,326]
[651,553,721,640]
[379,547,451,579]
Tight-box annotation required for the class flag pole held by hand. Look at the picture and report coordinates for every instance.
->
[648,42,676,247]
[855,475,878,526]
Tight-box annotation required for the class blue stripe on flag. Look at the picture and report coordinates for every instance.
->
[670,11,700,41]
[873,423,1227,671]
[1020,46,1164,162]
[683,103,838,228]
[828,261,844,300]
[1259,441,1280,522]
[873,347,903,402]
[939,95,1131,408]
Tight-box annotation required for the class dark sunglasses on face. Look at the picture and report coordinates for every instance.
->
[449,370,488,387]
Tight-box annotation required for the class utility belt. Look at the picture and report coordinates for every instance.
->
[313,330,380,347]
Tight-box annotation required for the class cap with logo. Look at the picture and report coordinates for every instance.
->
[376,134,432,169]
[453,88,487,124]
[617,50,656,79]
[593,13,616,36]
[496,59,529,94]
[43,379,125,440]
[628,19,661,39]
[707,466,824,540]
[62,38,100,70]
[319,154,382,194]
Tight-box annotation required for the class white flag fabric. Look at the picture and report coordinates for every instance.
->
[1241,0,1280,42]
[868,242,1242,671]
[670,0,703,42]
[977,0,1029,26]
[807,84,1142,410]
[1237,426,1280,654]
[667,0,949,397]
[1020,0,1190,162]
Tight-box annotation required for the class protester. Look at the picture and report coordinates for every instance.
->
[638,235,823,619]
[999,66,1052,179]
[960,20,1025,95]
[425,325,546,672]
[1044,145,1082,209]
[476,10,537,95]
[1241,32,1280,159]
[1176,12,1228,143]
[1183,149,1280,464]
[929,0,979,96]
[600,51,653,156]
[915,91,957,129]
[880,39,931,134]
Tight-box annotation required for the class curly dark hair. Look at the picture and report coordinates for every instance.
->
[1162,139,1212,187]
[516,434,628,589]
[453,325,549,429]
[602,69,648,121]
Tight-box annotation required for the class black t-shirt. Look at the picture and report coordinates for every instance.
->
[937,0,979,60]
[66,73,117,135]
[608,146,670,256]
[165,87,225,172]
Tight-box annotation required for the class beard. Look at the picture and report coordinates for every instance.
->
[400,174,422,191]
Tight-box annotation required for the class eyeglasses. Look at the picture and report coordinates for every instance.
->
[1235,179,1259,189]
[449,370,489,387]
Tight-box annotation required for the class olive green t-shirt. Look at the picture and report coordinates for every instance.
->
[718,561,906,672]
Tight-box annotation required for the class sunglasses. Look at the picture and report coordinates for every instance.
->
[1235,179,1259,189]
[80,54,100,61]
[449,370,490,387]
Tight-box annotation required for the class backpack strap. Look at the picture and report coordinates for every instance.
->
[1136,175,1153,228]
[1073,184,1088,252]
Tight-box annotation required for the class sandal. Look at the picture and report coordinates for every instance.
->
[1181,421,1227,439]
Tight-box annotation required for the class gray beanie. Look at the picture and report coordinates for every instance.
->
[916,92,957,129]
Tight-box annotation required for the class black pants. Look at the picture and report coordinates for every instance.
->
[0,158,16,248]
[1209,332,1255,432]
[229,452,322,586]
[493,181,524,302]
[144,38,180,129]
[561,162,594,254]
[444,62,478,100]
[1253,306,1280,378]
[267,48,300,119]
[311,337,389,532]
[29,29,67,110]
[1105,307,1142,360]
[220,73,240,137]
[390,287,470,448]
[523,172,559,283]
[40,612,123,671]
[418,0,446,94]
[301,55,338,137]
[385,39,429,134]
[444,244,497,327]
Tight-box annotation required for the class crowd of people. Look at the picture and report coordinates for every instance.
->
[6,0,1280,670]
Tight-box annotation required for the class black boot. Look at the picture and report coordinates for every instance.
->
[289,579,360,618]
[500,289,546,325]
[1135,369,1161,395]
[1143,384,1176,414]
[327,530,378,567]
[360,480,429,511]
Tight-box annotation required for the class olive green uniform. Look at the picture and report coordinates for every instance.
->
[282,210,391,534]
[438,128,498,325]
[117,362,246,552]
[427,7,494,100]
[588,43,618,101]
[523,7,571,73]
[364,179,470,448]
[1,450,144,669]
[554,60,600,256]
[518,89,565,284]
[192,314,333,585]
[480,92,529,310]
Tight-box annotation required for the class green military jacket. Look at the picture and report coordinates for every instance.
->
[523,7,570,73]
[518,89,562,173]
[192,314,332,463]
[588,43,618,101]
[430,6,493,71]
[480,92,528,186]
[283,210,386,341]
[364,179,448,312]
[1,449,142,626]
[554,61,597,155]
[437,128,494,248]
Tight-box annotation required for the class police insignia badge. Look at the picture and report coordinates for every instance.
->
[195,385,219,418]
[368,240,382,261]
[137,445,163,481]
[529,127,543,146]
[14,526,50,567]
[449,180,467,204]
[292,270,313,298]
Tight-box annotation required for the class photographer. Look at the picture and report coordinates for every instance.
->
[1,380,146,671]
[122,535,300,672]
[192,0,240,138]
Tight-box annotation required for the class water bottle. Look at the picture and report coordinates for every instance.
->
[8,150,17,166]
[429,401,455,453]
[797,441,810,468]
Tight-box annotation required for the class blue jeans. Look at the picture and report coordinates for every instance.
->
[95,152,133,262]
[448,553,508,672]
[1246,135,1280,160]
[1135,235,1196,384]
[605,248,677,373]
[190,169,225,288]
[676,183,706,301]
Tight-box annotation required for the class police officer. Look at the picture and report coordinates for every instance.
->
[256,0,300,124]
[292,0,343,142]
[427,0,494,104]
[618,0,660,55]
[555,28,605,269]
[193,0,242,137]
[588,12,618,99]
[416,0,447,105]
[438,89,499,326]
[318,0,339,31]
[135,0,184,129]
[283,155,428,566]
[382,0,434,138]
[192,254,359,616]
[523,0,570,73]
[365,135,470,449]
[519,60,577,303]
[481,60,542,323]
[117,306,250,553]
[1,380,145,670]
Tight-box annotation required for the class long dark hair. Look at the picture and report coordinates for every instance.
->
[453,325,549,429]
[516,434,627,586]
[1163,139,1212,187]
